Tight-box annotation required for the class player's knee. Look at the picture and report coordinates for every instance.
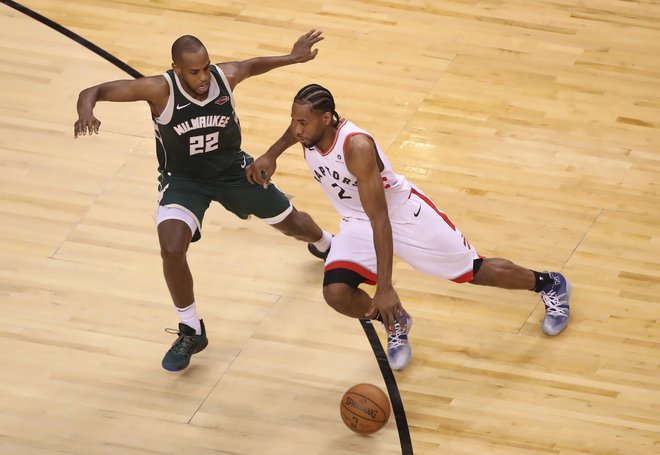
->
[323,283,352,312]
[157,218,192,262]
[160,244,186,262]
[159,239,188,263]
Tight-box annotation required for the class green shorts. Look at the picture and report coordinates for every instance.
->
[158,151,292,241]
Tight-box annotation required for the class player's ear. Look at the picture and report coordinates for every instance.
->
[322,111,332,126]
[172,62,181,75]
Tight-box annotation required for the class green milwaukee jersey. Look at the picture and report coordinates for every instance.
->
[153,65,242,179]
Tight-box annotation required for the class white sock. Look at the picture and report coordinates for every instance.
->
[312,230,332,252]
[176,302,201,335]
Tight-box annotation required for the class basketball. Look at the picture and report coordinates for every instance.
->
[340,383,391,434]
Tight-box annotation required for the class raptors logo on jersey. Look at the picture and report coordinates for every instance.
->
[303,119,412,220]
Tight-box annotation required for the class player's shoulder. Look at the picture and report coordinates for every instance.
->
[142,74,169,86]
[344,126,373,149]
[214,61,236,76]
[135,74,170,95]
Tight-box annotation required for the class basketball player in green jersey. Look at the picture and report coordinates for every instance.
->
[74,30,332,371]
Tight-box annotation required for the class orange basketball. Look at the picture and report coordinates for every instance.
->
[340,383,391,434]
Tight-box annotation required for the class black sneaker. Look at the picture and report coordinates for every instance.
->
[308,237,332,260]
[307,243,329,259]
[162,320,208,371]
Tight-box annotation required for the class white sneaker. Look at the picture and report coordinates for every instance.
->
[385,312,413,370]
[540,272,571,336]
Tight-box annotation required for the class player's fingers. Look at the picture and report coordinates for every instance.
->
[391,312,399,333]
[247,166,263,186]
[382,313,394,334]
[245,165,255,185]
[401,310,410,330]
[259,170,270,189]
[394,310,406,332]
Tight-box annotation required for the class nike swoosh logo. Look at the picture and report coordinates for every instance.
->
[413,205,421,217]
[176,103,191,110]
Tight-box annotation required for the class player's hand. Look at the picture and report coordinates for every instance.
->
[366,286,409,335]
[290,29,324,63]
[74,113,101,138]
[246,154,277,188]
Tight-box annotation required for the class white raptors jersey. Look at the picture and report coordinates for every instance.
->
[304,119,412,220]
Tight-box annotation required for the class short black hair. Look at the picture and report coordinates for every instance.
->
[294,84,340,127]
[171,35,205,64]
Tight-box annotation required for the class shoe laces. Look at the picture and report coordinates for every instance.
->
[542,291,569,317]
[165,328,196,355]
[387,321,407,349]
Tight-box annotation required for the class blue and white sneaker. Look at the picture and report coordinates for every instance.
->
[385,312,413,370]
[540,272,571,336]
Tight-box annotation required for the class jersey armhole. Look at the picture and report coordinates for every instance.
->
[213,64,236,110]
[155,73,175,125]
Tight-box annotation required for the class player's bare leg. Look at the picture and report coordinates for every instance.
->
[471,257,571,335]
[272,207,332,258]
[323,282,412,370]
[271,207,322,241]
[158,219,194,308]
[323,283,371,318]
[470,258,535,290]
[157,219,207,371]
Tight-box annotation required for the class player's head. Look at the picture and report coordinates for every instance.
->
[171,35,211,97]
[291,84,340,148]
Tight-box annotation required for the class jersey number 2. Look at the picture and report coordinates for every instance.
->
[331,183,352,199]
[190,132,219,155]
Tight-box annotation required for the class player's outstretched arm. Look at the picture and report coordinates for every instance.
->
[74,76,167,138]
[218,29,324,90]
[246,126,298,188]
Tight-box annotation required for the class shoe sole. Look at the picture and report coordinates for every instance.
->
[541,279,572,336]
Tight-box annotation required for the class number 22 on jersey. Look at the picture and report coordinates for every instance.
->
[189,132,219,155]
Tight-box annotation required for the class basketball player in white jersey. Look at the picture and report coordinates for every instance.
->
[247,84,570,370]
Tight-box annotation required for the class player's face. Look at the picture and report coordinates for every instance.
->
[173,48,212,99]
[290,102,333,148]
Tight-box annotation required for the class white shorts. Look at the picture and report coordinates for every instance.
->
[325,187,480,284]
[155,205,198,236]
[154,202,293,240]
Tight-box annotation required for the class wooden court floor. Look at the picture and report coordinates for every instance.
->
[0,1,658,454]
